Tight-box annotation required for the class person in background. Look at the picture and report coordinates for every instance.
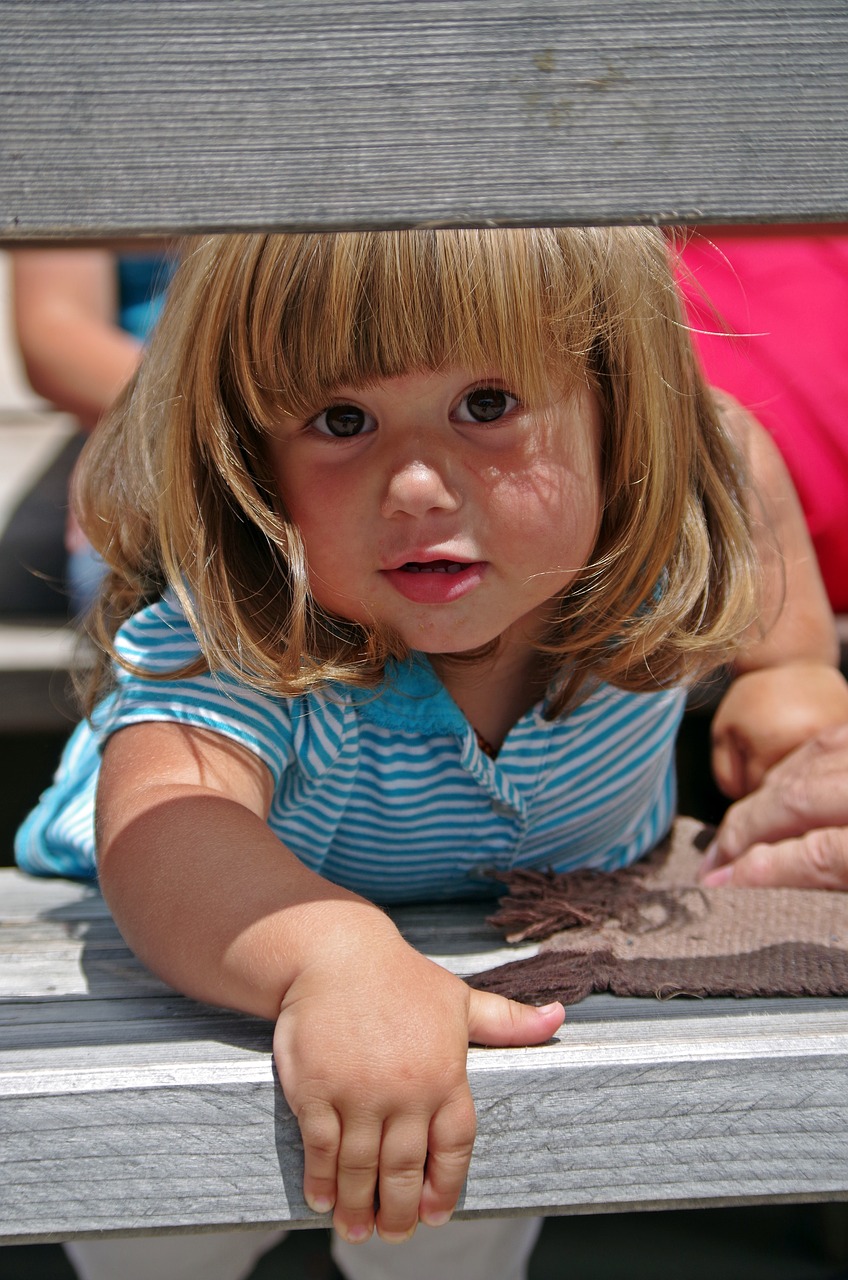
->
[2,246,173,617]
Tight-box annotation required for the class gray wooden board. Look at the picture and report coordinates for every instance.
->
[2,869,848,1242]
[3,0,848,239]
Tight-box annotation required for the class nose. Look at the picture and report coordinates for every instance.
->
[380,449,462,519]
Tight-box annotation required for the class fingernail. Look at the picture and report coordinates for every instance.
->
[536,1002,563,1014]
[700,864,734,888]
[307,1195,334,1215]
[342,1225,372,1245]
[421,1210,453,1228]
[380,1228,417,1243]
[698,843,718,877]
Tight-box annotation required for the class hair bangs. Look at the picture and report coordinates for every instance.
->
[227,230,596,427]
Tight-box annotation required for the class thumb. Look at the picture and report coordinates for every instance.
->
[467,989,564,1047]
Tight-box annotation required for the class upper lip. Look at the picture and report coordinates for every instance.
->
[382,550,480,571]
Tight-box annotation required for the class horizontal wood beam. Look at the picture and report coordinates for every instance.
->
[3,870,848,1242]
[3,0,848,240]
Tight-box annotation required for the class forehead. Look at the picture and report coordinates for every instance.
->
[230,229,596,418]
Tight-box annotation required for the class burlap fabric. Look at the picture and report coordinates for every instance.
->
[468,817,848,1005]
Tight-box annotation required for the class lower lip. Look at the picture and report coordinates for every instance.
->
[382,562,486,604]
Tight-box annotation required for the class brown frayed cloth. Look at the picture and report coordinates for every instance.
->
[468,817,848,1004]
[469,941,848,1005]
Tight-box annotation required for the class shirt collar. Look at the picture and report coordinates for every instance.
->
[345,655,470,738]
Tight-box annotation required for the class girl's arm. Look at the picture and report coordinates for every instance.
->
[710,395,848,797]
[96,720,563,1245]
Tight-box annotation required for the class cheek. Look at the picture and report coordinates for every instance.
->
[482,397,602,551]
[485,453,602,568]
[275,459,348,551]
[540,483,602,574]
[544,428,604,564]
[274,462,374,618]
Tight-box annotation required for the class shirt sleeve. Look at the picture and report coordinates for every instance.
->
[98,592,297,786]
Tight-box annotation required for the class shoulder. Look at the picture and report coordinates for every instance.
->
[544,680,687,752]
[107,593,301,784]
[108,592,396,786]
[114,590,203,672]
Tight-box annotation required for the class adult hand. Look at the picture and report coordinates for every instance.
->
[699,722,848,888]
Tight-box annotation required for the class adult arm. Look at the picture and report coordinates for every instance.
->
[96,720,563,1244]
[709,396,848,797]
[12,249,143,430]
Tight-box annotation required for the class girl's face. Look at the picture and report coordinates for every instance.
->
[268,368,602,657]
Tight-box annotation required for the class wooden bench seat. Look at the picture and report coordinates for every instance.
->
[3,867,848,1244]
[3,1,847,234]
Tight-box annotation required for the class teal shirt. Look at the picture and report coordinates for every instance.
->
[17,593,685,902]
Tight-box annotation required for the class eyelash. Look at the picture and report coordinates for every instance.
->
[309,404,376,439]
[454,386,520,424]
[307,385,521,439]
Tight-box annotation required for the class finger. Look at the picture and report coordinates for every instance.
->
[702,829,848,890]
[707,764,848,875]
[296,1098,341,1216]
[333,1118,381,1244]
[763,722,848,789]
[373,1115,428,1241]
[710,731,749,801]
[466,990,564,1047]
[418,1089,477,1227]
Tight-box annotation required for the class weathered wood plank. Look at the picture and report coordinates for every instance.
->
[3,0,848,239]
[2,869,848,1243]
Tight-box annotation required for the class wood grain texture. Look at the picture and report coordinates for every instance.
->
[2,0,847,238]
[2,868,848,1242]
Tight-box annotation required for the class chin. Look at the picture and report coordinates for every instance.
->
[420,636,502,661]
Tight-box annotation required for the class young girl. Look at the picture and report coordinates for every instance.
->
[17,227,848,1280]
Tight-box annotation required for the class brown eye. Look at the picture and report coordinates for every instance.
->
[457,387,517,423]
[312,403,376,437]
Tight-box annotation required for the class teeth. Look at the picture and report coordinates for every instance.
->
[403,561,465,574]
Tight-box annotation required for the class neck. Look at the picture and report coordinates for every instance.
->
[431,641,549,755]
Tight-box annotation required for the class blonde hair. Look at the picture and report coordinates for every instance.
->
[76,227,759,716]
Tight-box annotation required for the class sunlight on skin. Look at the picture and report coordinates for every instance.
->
[268,369,602,665]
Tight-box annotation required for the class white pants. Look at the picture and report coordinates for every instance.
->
[65,1216,542,1280]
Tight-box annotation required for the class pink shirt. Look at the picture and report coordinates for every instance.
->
[680,227,848,610]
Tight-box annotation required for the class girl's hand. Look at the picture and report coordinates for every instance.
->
[711,662,848,799]
[273,931,563,1245]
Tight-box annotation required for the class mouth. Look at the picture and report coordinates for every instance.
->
[398,560,468,575]
[382,557,486,603]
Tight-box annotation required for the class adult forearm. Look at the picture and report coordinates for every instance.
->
[722,395,838,670]
[12,249,143,429]
[20,314,142,430]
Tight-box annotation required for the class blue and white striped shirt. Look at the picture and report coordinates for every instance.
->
[16,593,686,902]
